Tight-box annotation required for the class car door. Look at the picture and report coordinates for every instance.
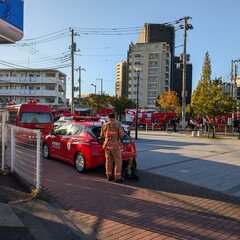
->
[51,124,70,158]
[60,124,83,163]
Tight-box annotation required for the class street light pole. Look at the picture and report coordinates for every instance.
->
[135,69,140,140]
[91,84,96,94]
[96,78,103,95]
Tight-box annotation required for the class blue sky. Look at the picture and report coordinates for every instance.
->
[1,0,240,99]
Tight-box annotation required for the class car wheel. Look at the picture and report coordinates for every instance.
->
[43,143,50,159]
[75,152,86,173]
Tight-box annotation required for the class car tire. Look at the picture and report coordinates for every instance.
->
[75,152,86,173]
[43,143,50,159]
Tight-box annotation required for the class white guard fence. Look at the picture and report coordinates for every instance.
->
[0,110,42,192]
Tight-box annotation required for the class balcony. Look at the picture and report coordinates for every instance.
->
[0,89,64,97]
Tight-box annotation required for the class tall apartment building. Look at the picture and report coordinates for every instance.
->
[127,42,171,108]
[115,23,192,107]
[0,69,67,105]
[172,56,192,105]
[138,23,175,87]
[116,61,128,98]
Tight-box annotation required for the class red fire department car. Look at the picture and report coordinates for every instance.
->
[42,117,137,173]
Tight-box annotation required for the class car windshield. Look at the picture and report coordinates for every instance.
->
[20,112,52,124]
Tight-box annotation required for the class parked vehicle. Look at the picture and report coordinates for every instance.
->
[98,115,131,135]
[116,120,130,135]
[7,100,53,137]
[125,108,177,129]
[43,117,137,173]
[51,106,71,121]
[53,114,78,129]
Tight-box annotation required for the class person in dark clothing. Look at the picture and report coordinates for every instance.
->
[187,118,195,130]
[233,117,239,133]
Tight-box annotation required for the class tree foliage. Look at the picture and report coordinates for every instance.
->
[190,52,236,137]
[80,94,113,113]
[190,52,212,116]
[157,91,180,113]
[112,96,136,120]
[191,52,235,119]
[80,94,136,119]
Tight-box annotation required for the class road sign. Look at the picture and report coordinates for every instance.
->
[0,0,24,43]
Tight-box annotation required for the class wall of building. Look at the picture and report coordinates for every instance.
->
[127,42,171,108]
[0,69,67,105]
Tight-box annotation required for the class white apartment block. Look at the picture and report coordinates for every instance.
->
[128,42,171,108]
[0,69,67,105]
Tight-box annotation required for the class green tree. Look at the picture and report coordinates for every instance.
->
[80,94,113,113]
[205,78,235,121]
[191,52,211,116]
[190,52,236,137]
[112,96,136,120]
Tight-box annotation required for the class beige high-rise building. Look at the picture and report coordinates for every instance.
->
[127,41,171,108]
[115,61,128,97]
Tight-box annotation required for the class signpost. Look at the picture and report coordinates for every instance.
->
[0,0,24,43]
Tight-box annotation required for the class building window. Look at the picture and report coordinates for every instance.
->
[149,53,158,60]
[149,68,158,75]
[147,99,155,104]
[148,76,158,82]
[148,61,158,67]
[134,61,141,66]
[45,72,56,77]
[45,97,55,103]
[45,84,55,90]
[148,83,157,90]
[148,91,157,97]
[134,54,141,58]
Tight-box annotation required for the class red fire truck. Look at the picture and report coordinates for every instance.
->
[7,100,54,137]
[125,109,177,128]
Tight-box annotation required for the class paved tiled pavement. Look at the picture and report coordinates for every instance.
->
[42,131,240,239]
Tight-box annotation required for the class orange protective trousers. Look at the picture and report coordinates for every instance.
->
[105,149,122,180]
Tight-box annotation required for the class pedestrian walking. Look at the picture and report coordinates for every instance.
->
[233,117,239,133]
[100,112,126,183]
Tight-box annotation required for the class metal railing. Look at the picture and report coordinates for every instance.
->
[9,125,42,191]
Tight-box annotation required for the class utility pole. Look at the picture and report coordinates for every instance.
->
[70,28,76,114]
[231,59,240,99]
[179,16,193,128]
[231,60,234,97]
[135,69,140,140]
[76,66,85,105]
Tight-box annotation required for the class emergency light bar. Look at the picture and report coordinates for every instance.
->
[73,116,100,122]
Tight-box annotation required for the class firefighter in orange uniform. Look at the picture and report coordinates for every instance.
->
[100,112,126,183]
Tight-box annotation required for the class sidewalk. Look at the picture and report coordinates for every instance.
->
[0,173,82,240]
[1,131,240,239]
